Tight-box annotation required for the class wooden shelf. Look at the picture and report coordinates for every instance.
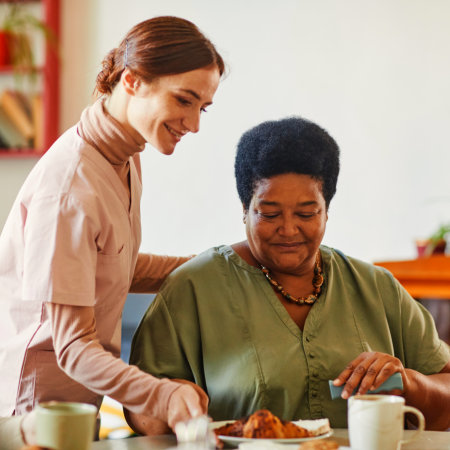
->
[0,149,42,158]
[0,65,43,73]
[0,0,59,158]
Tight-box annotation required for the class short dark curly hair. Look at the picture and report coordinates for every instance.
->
[235,117,340,210]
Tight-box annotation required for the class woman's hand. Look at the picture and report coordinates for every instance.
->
[124,379,209,436]
[333,351,406,399]
[167,381,209,430]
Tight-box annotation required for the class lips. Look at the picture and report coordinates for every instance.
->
[272,242,304,251]
[164,123,186,139]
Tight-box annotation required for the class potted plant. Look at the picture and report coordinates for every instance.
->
[0,2,55,78]
[416,223,450,257]
[426,223,450,255]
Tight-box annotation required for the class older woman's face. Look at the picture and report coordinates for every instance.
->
[244,173,327,276]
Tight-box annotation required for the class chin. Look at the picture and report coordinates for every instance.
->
[155,142,177,155]
[160,147,176,156]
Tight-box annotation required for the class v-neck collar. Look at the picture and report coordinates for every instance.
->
[225,244,331,339]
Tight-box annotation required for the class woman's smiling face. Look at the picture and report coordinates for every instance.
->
[126,64,221,155]
[244,173,328,276]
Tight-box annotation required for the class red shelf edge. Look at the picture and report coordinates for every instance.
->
[0,149,43,158]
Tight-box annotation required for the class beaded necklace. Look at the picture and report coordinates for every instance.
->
[260,252,324,305]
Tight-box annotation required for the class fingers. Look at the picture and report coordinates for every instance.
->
[167,384,208,430]
[334,352,404,399]
[333,353,368,387]
[171,378,210,412]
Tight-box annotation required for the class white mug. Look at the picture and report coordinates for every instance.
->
[348,395,425,450]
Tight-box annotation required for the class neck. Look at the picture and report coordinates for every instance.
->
[232,241,319,278]
[77,96,145,165]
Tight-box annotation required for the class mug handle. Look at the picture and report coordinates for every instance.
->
[400,405,425,447]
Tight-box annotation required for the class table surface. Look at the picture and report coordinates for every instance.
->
[91,429,450,449]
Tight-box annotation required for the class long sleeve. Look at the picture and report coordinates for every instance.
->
[46,303,181,421]
[130,253,193,293]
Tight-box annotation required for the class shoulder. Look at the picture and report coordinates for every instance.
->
[157,245,248,306]
[161,245,234,285]
[321,245,405,311]
[323,245,397,285]
[23,127,90,196]
[21,128,116,211]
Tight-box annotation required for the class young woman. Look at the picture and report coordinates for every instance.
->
[0,15,224,437]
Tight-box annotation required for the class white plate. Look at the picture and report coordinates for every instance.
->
[210,420,334,445]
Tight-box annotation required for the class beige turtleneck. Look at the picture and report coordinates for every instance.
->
[77,96,145,205]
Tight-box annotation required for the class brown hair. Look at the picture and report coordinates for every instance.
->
[95,16,225,94]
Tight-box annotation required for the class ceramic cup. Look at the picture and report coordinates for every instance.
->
[36,401,97,450]
[348,395,424,450]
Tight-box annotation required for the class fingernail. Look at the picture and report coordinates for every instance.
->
[342,392,348,399]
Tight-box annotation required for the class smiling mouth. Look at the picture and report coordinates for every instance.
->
[164,124,185,139]
[273,242,304,250]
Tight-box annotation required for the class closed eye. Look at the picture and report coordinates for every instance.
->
[296,211,319,219]
[259,212,279,219]
[176,96,191,106]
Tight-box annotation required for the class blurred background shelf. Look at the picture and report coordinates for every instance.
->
[375,255,450,300]
[0,148,42,157]
[375,255,450,344]
[0,0,59,157]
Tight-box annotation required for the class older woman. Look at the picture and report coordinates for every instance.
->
[127,117,450,433]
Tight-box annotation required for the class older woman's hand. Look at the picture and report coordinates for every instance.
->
[333,351,406,399]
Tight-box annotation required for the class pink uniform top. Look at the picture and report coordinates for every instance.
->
[0,99,190,418]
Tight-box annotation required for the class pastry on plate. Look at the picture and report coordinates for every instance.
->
[214,409,326,439]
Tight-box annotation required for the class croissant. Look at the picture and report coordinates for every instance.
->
[214,409,310,439]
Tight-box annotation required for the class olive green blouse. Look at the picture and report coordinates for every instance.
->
[129,245,449,427]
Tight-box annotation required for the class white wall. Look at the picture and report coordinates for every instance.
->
[1,0,450,263]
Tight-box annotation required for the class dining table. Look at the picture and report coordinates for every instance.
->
[91,428,450,449]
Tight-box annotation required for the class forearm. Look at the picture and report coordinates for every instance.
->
[47,303,180,419]
[130,253,193,293]
[404,368,450,430]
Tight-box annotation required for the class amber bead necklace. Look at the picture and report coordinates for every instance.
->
[260,251,324,305]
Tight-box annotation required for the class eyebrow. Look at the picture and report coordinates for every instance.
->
[179,89,213,105]
[259,200,319,207]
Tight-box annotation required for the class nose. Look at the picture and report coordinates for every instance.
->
[183,109,201,134]
[278,214,299,237]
